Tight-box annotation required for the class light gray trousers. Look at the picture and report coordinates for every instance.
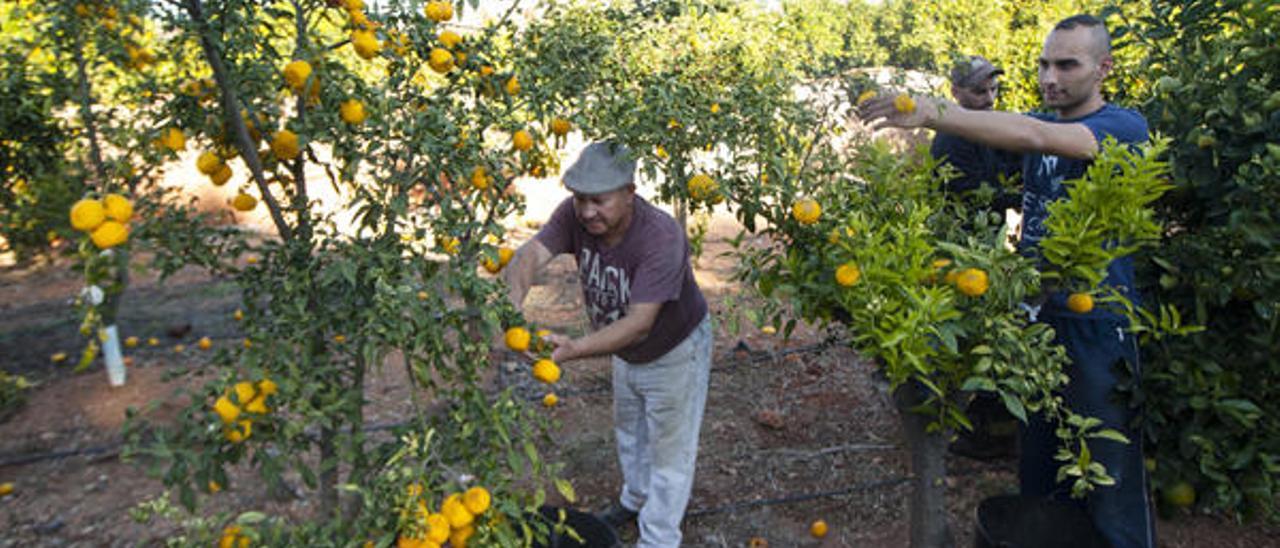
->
[613,315,713,548]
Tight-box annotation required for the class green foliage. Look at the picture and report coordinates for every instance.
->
[1116,0,1280,520]
[0,371,33,423]
[0,4,81,261]
[118,0,566,543]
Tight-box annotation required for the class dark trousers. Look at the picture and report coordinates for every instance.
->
[1019,315,1156,548]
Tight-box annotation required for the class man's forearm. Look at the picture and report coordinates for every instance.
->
[925,104,1097,160]
[502,240,549,309]
[556,314,651,362]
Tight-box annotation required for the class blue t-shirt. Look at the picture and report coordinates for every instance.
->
[1019,104,1149,319]
[931,132,1022,212]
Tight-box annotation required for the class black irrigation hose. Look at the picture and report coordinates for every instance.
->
[685,464,1016,518]
[2,340,850,468]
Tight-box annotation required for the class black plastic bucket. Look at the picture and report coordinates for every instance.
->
[974,495,1109,548]
[529,506,620,548]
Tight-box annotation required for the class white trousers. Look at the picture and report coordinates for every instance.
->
[613,315,713,548]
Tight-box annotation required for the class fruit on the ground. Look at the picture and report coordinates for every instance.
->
[810,519,828,538]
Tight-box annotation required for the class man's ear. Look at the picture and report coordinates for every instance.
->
[1096,54,1114,80]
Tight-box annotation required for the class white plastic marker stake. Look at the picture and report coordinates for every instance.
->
[102,325,126,386]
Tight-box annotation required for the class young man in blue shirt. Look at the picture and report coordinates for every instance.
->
[859,14,1155,548]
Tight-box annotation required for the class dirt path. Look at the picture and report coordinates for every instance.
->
[1,217,1276,547]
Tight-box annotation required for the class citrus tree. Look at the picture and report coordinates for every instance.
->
[113,0,573,544]
[724,72,1181,545]
[1113,0,1280,520]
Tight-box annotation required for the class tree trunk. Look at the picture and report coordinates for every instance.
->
[895,383,954,548]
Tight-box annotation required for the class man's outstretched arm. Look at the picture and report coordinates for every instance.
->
[861,95,1099,160]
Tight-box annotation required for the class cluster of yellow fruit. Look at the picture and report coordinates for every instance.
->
[69,194,134,249]
[480,246,515,274]
[935,260,989,298]
[212,378,279,444]
[686,173,723,205]
[400,485,491,548]
[791,198,821,225]
[504,326,562,393]
[218,524,250,548]
[423,1,454,23]
[854,89,916,114]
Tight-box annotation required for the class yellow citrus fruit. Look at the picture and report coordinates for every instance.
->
[271,129,300,160]
[0,483,12,497]
[532,359,561,384]
[479,65,494,76]
[425,513,451,543]
[340,99,366,125]
[70,199,107,231]
[894,94,916,114]
[542,393,559,407]
[208,480,221,493]
[710,102,721,114]
[102,194,132,222]
[1163,481,1195,509]
[158,127,186,152]
[232,193,257,212]
[233,381,258,405]
[1066,292,1094,314]
[955,268,989,297]
[174,344,186,352]
[550,117,572,136]
[211,164,233,186]
[234,309,244,321]
[125,336,139,348]
[450,526,474,548]
[687,174,717,202]
[417,290,429,301]
[258,378,278,397]
[791,198,821,225]
[438,235,460,255]
[90,221,129,249]
[856,89,877,106]
[512,129,534,151]
[482,255,501,274]
[344,0,365,10]
[498,246,514,267]
[462,486,491,515]
[244,394,268,414]
[224,419,252,443]
[424,1,453,22]
[835,262,861,287]
[213,396,240,423]
[147,337,159,346]
[283,60,312,92]
[504,75,520,95]
[470,166,490,190]
[198,337,212,350]
[51,352,67,363]
[428,47,454,73]
[438,30,462,49]
[352,29,380,59]
[442,493,474,528]
[761,325,777,335]
[748,537,768,548]
[810,519,829,538]
[932,258,952,269]
[197,151,224,175]
[333,334,347,344]
[505,327,531,352]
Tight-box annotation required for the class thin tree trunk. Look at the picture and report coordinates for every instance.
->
[895,383,954,548]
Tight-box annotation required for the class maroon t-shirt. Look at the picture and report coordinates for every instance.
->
[535,196,708,363]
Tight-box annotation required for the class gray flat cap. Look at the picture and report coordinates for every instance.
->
[562,141,636,195]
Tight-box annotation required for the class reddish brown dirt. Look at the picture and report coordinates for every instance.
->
[1,218,1277,547]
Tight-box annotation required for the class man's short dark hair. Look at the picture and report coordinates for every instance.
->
[1054,14,1111,56]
